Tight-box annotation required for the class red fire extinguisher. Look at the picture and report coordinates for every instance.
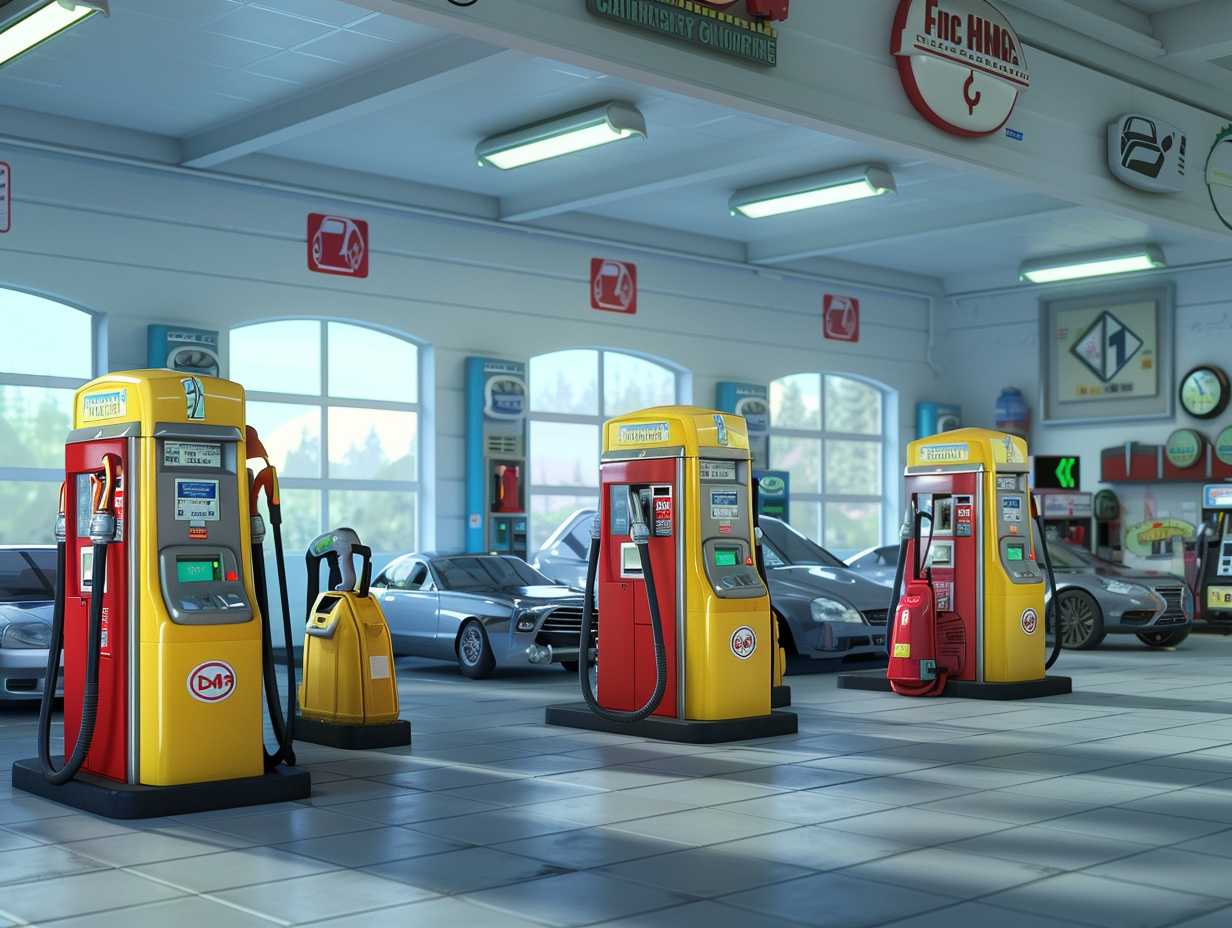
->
[495,464,522,514]
[887,508,948,697]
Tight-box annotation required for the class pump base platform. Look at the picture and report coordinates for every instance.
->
[294,715,411,750]
[545,703,797,743]
[11,758,310,820]
[771,685,792,708]
[836,670,1073,700]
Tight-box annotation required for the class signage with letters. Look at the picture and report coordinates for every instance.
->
[587,0,781,67]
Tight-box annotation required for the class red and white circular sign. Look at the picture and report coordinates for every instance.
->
[892,0,1030,138]
[1021,608,1039,636]
[731,626,758,660]
[187,660,236,703]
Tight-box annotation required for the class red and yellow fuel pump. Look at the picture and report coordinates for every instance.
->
[546,406,796,742]
[840,429,1071,699]
[12,370,309,818]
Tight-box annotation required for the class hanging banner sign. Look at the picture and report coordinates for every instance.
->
[892,0,1030,137]
[586,0,781,67]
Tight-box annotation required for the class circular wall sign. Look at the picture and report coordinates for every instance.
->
[1093,489,1120,522]
[891,0,1031,137]
[1207,127,1232,231]
[1179,365,1230,419]
[1216,426,1232,467]
[1165,429,1205,469]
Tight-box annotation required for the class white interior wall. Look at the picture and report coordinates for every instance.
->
[0,145,941,557]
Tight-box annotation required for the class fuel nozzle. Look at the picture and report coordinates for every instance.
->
[54,482,67,544]
[627,487,650,545]
[88,455,120,545]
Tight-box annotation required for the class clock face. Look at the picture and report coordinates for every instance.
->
[1166,429,1205,469]
[1180,366,1230,419]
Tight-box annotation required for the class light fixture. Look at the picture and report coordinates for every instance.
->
[476,102,646,170]
[1019,245,1166,284]
[0,0,107,69]
[730,165,896,219]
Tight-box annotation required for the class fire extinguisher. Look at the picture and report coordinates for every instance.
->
[887,506,946,697]
[496,465,522,514]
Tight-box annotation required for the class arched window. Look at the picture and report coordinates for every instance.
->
[0,290,95,543]
[229,320,423,558]
[769,372,889,557]
[527,349,685,550]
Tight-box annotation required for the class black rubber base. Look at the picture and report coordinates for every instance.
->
[544,703,798,743]
[836,670,1073,700]
[294,715,411,750]
[771,685,792,708]
[11,758,310,820]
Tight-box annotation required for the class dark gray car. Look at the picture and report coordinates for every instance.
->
[0,546,61,702]
[532,510,891,666]
[373,553,589,679]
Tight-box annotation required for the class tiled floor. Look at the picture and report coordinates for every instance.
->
[5,640,1232,926]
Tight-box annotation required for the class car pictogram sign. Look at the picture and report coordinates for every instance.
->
[590,259,637,314]
[1071,310,1143,382]
[309,213,369,278]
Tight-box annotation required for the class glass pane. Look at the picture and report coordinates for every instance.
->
[825,501,881,558]
[230,320,321,395]
[246,401,321,478]
[770,373,821,430]
[0,386,74,468]
[787,500,821,545]
[604,353,675,416]
[531,494,599,553]
[271,488,322,555]
[327,408,417,480]
[825,440,882,496]
[329,489,416,555]
[0,291,91,379]
[770,435,821,494]
[530,350,598,415]
[826,376,882,435]
[327,322,417,403]
[530,421,599,488]
[0,481,60,544]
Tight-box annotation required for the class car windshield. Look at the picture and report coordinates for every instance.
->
[1045,541,1097,569]
[0,550,57,602]
[760,520,845,568]
[435,556,553,591]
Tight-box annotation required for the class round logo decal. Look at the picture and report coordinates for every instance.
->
[1021,608,1038,635]
[892,0,1031,138]
[187,660,236,703]
[731,626,758,660]
[1206,126,1232,232]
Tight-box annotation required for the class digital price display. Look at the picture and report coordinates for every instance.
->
[1006,544,1025,561]
[714,547,739,567]
[177,558,221,584]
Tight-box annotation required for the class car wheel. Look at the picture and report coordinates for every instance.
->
[1137,628,1189,649]
[457,620,495,679]
[1057,589,1106,650]
[560,661,579,673]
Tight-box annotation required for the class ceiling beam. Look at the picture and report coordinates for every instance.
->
[180,37,509,169]
[1002,0,1162,59]
[1154,0,1232,61]
[748,200,1078,265]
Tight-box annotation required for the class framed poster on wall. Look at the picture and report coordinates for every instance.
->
[1040,285,1174,424]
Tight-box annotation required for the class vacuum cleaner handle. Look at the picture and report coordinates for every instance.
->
[306,527,365,592]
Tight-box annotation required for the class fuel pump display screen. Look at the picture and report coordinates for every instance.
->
[1006,544,1025,561]
[714,547,740,567]
[176,558,221,584]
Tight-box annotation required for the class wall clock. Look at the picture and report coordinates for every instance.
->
[1179,365,1230,419]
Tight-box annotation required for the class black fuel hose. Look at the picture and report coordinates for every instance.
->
[252,495,296,770]
[578,496,668,723]
[1034,511,1064,671]
[884,511,912,657]
[39,538,107,785]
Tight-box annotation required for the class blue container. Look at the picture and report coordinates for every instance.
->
[995,387,1030,437]
[915,402,961,439]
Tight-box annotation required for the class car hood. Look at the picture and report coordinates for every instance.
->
[0,601,53,625]
[505,586,586,606]
[1059,564,1183,583]
[767,566,892,611]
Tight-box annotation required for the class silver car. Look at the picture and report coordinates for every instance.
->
[372,553,588,679]
[0,546,61,702]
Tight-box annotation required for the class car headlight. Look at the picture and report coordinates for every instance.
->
[0,621,52,649]
[514,607,553,633]
[810,598,864,624]
[1100,579,1150,597]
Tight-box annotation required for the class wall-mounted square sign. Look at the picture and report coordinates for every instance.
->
[823,294,859,342]
[590,258,637,314]
[308,213,368,278]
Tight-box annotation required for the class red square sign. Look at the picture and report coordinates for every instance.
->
[823,294,859,342]
[308,213,368,278]
[590,258,637,314]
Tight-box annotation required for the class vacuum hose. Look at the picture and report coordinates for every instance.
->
[39,461,118,785]
[1031,498,1064,671]
[578,489,669,723]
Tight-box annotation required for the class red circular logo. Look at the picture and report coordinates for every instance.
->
[187,660,236,703]
[1021,608,1039,635]
[731,626,758,660]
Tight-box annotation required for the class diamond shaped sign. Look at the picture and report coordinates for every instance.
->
[1070,310,1143,383]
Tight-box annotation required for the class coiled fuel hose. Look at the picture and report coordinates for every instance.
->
[578,488,668,723]
[1031,497,1064,671]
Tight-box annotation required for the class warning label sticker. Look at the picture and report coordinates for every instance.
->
[893,642,911,658]
[175,479,219,522]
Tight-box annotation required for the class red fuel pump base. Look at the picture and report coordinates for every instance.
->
[545,703,798,744]
[294,714,411,750]
[11,758,310,821]
[835,670,1072,700]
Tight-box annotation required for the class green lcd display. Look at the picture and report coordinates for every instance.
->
[714,548,739,568]
[1007,545,1025,561]
[177,558,220,584]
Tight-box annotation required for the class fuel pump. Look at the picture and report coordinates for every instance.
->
[1194,485,1232,624]
[14,371,310,818]
[296,528,410,749]
[841,429,1071,699]
[546,407,797,743]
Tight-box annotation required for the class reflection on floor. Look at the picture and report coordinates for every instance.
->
[4,641,1232,926]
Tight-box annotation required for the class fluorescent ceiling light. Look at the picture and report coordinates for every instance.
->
[0,0,107,68]
[477,102,646,170]
[1019,246,1166,284]
[730,165,896,219]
